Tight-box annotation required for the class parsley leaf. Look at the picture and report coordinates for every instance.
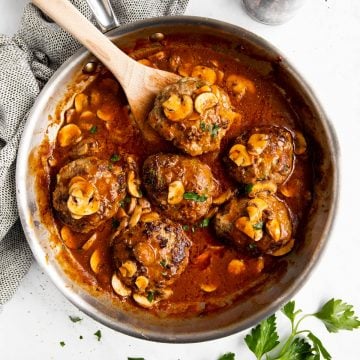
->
[183,192,208,202]
[314,298,360,333]
[307,332,331,360]
[147,291,155,303]
[69,315,82,323]
[59,341,65,347]
[252,221,263,230]
[110,153,120,162]
[199,218,210,228]
[89,125,98,134]
[211,124,220,138]
[94,329,102,341]
[200,121,208,132]
[182,224,189,231]
[244,314,280,359]
[218,353,235,360]
[275,337,313,360]
[282,301,302,325]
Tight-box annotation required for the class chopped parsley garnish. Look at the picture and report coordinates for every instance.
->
[182,225,189,231]
[211,124,220,138]
[147,291,155,303]
[183,192,208,202]
[94,330,102,341]
[59,341,65,347]
[79,335,83,340]
[112,218,120,228]
[244,183,253,194]
[159,259,167,268]
[110,153,120,162]
[69,315,82,323]
[199,218,210,228]
[253,221,264,230]
[200,121,208,132]
[89,125,98,134]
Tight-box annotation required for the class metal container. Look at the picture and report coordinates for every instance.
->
[16,5,338,343]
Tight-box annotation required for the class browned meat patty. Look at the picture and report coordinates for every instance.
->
[214,193,293,256]
[112,218,191,306]
[148,78,239,156]
[53,157,126,233]
[142,153,219,224]
[224,126,294,185]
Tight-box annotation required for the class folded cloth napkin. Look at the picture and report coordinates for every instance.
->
[0,0,189,310]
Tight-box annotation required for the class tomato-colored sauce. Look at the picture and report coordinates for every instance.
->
[34,33,313,317]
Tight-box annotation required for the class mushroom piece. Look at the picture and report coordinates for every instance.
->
[127,170,142,198]
[213,189,233,205]
[247,134,269,155]
[135,276,149,291]
[194,92,218,114]
[111,273,132,297]
[90,248,102,273]
[162,93,194,121]
[229,144,252,167]
[119,260,137,278]
[128,204,142,228]
[60,226,79,249]
[191,65,217,84]
[58,124,82,147]
[227,259,246,275]
[133,293,158,308]
[140,211,160,223]
[167,180,185,205]
[67,179,100,218]
[294,131,307,155]
[74,93,89,113]
[235,216,263,241]
[226,74,256,97]
[200,283,218,292]
[248,180,277,197]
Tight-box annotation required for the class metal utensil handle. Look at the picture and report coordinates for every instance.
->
[86,0,119,32]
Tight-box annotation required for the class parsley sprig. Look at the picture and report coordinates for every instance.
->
[243,298,360,360]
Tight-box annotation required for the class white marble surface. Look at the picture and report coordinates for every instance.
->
[1,0,360,359]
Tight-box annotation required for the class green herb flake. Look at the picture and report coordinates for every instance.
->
[79,335,83,340]
[69,315,82,323]
[244,183,253,194]
[89,125,98,134]
[147,291,155,303]
[183,192,208,202]
[218,353,235,360]
[159,259,167,268]
[200,121,208,132]
[112,218,120,228]
[94,330,102,341]
[59,341,65,347]
[182,225,189,231]
[110,154,120,162]
[211,124,220,138]
[199,218,210,228]
[252,221,263,230]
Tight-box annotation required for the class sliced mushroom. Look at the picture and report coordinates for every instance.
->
[227,259,246,275]
[90,248,102,273]
[119,260,137,278]
[255,257,265,272]
[58,124,82,147]
[162,94,193,121]
[216,69,224,83]
[168,180,185,205]
[134,242,156,266]
[135,275,149,291]
[60,226,79,249]
[235,216,262,241]
[82,232,97,251]
[129,204,142,228]
[97,107,115,122]
[90,89,102,107]
[248,181,277,197]
[200,283,218,292]
[194,85,212,95]
[127,170,142,198]
[294,131,307,155]
[111,272,131,297]
[191,65,217,84]
[137,58,156,68]
[67,179,100,217]
[229,144,252,167]
[74,93,89,113]
[271,239,295,256]
[213,189,233,205]
[226,74,256,97]
[247,134,269,155]
[141,211,160,223]
[133,293,157,308]
[177,63,192,77]
[266,218,281,242]
[126,197,137,215]
[194,92,218,114]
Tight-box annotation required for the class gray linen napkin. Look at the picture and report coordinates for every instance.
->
[0,0,189,309]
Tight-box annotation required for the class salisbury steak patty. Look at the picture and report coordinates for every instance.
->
[148,77,239,156]
[53,157,126,233]
[224,126,294,185]
[142,153,219,223]
[112,219,191,307]
[215,193,293,256]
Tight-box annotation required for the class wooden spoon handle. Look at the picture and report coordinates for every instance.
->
[31,0,134,84]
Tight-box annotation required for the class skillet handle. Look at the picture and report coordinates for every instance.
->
[85,0,119,33]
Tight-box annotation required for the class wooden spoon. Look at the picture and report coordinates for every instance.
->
[32,0,180,141]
